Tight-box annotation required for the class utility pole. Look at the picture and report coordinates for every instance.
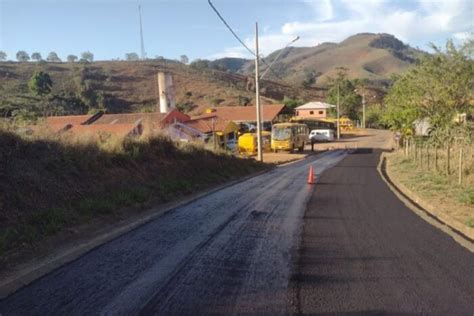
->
[212,117,217,151]
[336,83,340,140]
[255,22,263,162]
[362,93,366,129]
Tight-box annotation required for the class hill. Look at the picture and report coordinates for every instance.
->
[0,59,323,117]
[213,33,425,87]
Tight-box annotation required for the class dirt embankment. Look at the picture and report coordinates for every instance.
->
[0,130,267,266]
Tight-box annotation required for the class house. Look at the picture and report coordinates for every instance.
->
[90,110,189,130]
[43,110,189,138]
[295,102,335,119]
[184,114,239,149]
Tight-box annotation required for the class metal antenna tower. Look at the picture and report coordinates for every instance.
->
[138,4,146,60]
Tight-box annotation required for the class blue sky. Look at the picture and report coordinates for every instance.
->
[0,0,472,61]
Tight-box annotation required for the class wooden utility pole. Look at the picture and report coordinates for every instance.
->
[212,117,217,151]
[337,84,340,140]
[255,22,263,162]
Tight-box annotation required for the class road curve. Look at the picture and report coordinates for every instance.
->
[0,150,346,315]
[290,148,474,315]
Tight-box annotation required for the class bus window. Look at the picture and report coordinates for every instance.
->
[272,127,291,140]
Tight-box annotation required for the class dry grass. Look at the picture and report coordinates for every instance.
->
[388,143,474,228]
[0,125,267,262]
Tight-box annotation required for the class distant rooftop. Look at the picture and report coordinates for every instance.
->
[296,102,335,110]
[205,104,286,122]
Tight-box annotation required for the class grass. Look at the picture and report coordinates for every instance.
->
[389,145,474,228]
[0,126,267,261]
[466,218,474,228]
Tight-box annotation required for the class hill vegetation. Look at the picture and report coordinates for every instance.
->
[0,58,322,120]
[0,33,424,120]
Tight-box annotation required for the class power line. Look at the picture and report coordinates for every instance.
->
[260,36,299,79]
[207,0,255,57]
[207,0,317,95]
[207,0,284,81]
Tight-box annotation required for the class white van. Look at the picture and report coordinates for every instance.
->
[309,129,335,142]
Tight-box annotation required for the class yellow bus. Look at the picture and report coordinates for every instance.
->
[271,123,309,152]
[321,117,354,132]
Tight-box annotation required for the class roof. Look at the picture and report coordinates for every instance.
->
[185,117,237,134]
[204,104,285,122]
[63,124,140,137]
[46,114,93,126]
[92,112,165,125]
[296,102,335,110]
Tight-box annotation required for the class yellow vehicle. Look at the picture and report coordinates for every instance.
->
[238,131,271,154]
[321,117,354,132]
[271,123,309,152]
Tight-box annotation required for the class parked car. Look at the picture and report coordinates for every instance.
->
[309,129,335,142]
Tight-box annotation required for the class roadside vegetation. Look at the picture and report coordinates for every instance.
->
[0,123,267,264]
[382,39,474,227]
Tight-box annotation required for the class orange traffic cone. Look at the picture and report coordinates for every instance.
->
[307,165,316,184]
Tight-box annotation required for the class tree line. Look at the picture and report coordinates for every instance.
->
[0,50,191,64]
[0,51,94,63]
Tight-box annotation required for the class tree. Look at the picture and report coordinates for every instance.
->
[301,70,320,88]
[28,71,57,117]
[125,52,139,61]
[47,51,61,62]
[325,67,362,120]
[80,51,94,62]
[283,97,304,112]
[16,51,30,62]
[67,55,78,63]
[180,55,189,64]
[176,102,196,113]
[237,95,251,106]
[0,51,7,61]
[383,40,474,140]
[28,71,53,96]
[190,59,209,70]
[31,52,42,61]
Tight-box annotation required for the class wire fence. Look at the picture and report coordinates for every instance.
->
[399,136,473,186]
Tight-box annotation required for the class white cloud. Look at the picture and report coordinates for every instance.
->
[453,31,473,43]
[209,0,473,59]
[304,0,334,21]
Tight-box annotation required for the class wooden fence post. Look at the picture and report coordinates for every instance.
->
[413,140,416,161]
[427,144,430,169]
[435,146,438,171]
[420,142,423,168]
[446,145,451,175]
[458,147,463,185]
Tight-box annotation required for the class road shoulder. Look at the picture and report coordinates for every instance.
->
[378,152,474,250]
[0,166,278,299]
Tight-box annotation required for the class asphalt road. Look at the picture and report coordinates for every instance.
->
[290,148,474,315]
[0,150,347,315]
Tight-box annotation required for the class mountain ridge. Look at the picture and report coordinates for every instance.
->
[210,33,426,87]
